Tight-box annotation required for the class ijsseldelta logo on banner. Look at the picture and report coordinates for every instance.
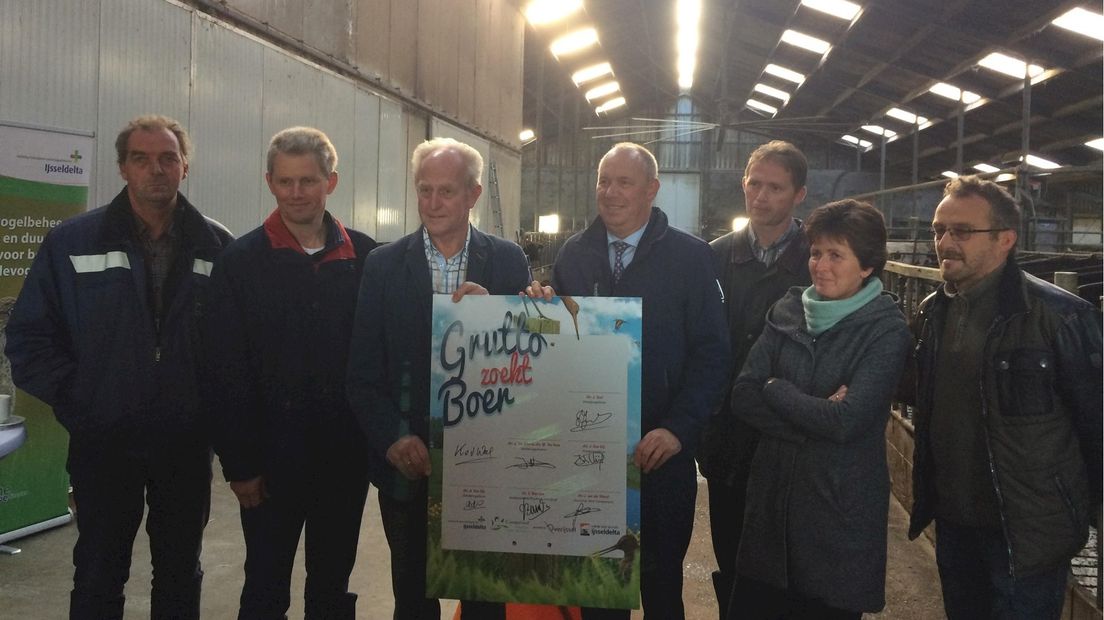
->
[0,126,91,186]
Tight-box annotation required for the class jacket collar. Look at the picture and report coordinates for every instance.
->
[101,187,222,252]
[263,209,356,267]
[403,223,493,288]
[580,207,669,261]
[932,257,1028,319]
[730,218,808,275]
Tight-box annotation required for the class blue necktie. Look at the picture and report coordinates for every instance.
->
[612,241,630,283]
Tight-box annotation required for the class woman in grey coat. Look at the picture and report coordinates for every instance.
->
[727,199,911,619]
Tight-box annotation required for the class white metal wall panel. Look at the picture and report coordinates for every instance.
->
[0,1,100,156]
[352,90,381,237]
[404,113,428,235]
[189,16,265,236]
[375,98,407,241]
[657,172,702,237]
[489,145,521,240]
[312,73,357,228]
[428,118,491,231]
[96,0,193,206]
[261,47,324,152]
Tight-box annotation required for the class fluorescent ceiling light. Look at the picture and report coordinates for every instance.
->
[595,97,626,114]
[524,0,583,26]
[885,107,928,125]
[978,52,1044,79]
[941,171,959,179]
[746,99,778,114]
[995,173,1015,182]
[1052,7,1104,41]
[781,29,831,54]
[537,214,560,234]
[753,83,791,102]
[764,63,805,84]
[1022,154,1060,169]
[841,134,872,148]
[1085,138,1104,151]
[801,0,860,21]
[550,28,598,57]
[928,82,982,104]
[972,163,1000,173]
[584,81,620,101]
[732,216,750,232]
[572,62,614,85]
[676,0,702,90]
[861,124,896,138]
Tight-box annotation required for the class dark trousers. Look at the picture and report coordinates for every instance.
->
[68,441,211,620]
[935,520,1069,620]
[727,578,861,620]
[378,486,505,620]
[706,473,750,620]
[582,454,698,620]
[237,454,369,620]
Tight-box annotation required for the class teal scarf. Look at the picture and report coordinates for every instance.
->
[802,279,883,336]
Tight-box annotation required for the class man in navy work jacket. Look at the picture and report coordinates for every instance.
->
[347,137,531,620]
[5,114,233,619]
[201,127,376,619]
[551,142,731,620]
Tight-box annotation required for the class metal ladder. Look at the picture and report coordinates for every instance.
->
[487,161,504,237]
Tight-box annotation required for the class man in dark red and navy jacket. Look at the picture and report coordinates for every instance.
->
[201,127,376,619]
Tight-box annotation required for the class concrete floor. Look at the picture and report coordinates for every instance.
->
[0,474,944,619]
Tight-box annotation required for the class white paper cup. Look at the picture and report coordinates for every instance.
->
[0,394,11,424]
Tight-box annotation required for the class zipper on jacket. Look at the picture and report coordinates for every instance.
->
[978,314,1015,579]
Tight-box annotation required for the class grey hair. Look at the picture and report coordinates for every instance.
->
[411,138,483,187]
[266,127,338,176]
[600,142,659,180]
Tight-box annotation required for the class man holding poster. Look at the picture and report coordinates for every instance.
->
[346,137,531,619]
[552,142,731,619]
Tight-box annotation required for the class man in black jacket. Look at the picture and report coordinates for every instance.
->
[907,176,1102,620]
[6,115,232,619]
[551,142,730,620]
[202,127,376,619]
[347,137,531,619]
[698,140,810,619]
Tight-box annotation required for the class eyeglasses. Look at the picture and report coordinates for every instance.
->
[929,225,1010,241]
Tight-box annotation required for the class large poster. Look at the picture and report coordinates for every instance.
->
[428,294,642,609]
[0,122,89,542]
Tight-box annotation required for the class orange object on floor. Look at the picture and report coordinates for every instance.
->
[452,603,582,620]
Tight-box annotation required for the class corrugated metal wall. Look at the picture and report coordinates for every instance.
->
[0,0,521,242]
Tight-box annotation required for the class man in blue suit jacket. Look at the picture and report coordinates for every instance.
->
[347,138,531,620]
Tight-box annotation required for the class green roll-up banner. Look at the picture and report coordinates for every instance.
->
[0,121,92,543]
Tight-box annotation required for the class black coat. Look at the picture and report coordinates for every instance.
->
[346,226,531,500]
[201,211,376,482]
[6,189,232,450]
[698,222,810,484]
[907,258,1103,577]
[550,208,731,454]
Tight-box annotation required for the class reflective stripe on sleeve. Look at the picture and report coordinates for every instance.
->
[69,251,131,273]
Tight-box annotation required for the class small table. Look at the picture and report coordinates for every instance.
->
[0,423,27,554]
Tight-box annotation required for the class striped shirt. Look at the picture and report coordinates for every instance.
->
[423,226,471,294]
